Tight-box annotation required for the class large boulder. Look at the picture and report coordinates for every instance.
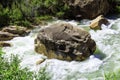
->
[0,31,18,41]
[2,26,30,36]
[35,23,96,61]
[64,0,109,19]
[90,15,109,30]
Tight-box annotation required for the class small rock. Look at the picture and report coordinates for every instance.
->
[90,15,109,30]
[36,59,46,65]
[0,41,11,47]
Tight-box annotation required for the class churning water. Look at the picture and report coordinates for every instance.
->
[2,18,120,80]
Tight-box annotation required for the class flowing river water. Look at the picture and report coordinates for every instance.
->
[2,18,120,80]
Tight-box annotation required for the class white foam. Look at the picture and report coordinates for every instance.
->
[3,18,120,80]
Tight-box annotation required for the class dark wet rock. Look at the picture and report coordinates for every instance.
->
[64,0,109,19]
[0,41,11,47]
[90,15,109,30]
[35,22,96,61]
[2,26,30,36]
[0,31,18,41]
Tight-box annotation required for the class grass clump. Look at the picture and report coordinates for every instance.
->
[104,70,120,80]
[35,65,51,80]
[0,48,51,80]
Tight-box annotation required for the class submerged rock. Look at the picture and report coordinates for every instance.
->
[35,23,96,61]
[90,15,109,30]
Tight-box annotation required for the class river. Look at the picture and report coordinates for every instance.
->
[2,18,120,80]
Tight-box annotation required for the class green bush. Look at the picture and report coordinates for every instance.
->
[9,3,23,23]
[0,5,10,27]
[0,47,4,56]
[44,0,69,17]
[13,20,31,27]
[0,0,71,27]
[56,12,65,18]
[0,48,51,80]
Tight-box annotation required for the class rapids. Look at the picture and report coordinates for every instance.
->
[2,18,120,80]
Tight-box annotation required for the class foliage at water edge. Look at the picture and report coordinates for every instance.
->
[0,48,51,80]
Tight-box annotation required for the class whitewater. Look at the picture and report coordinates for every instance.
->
[2,18,120,80]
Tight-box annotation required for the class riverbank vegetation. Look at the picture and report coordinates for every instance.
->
[0,0,120,80]
[0,0,120,27]
[0,0,69,27]
[108,0,120,13]
[104,70,120,80]
[0,48,51,80]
